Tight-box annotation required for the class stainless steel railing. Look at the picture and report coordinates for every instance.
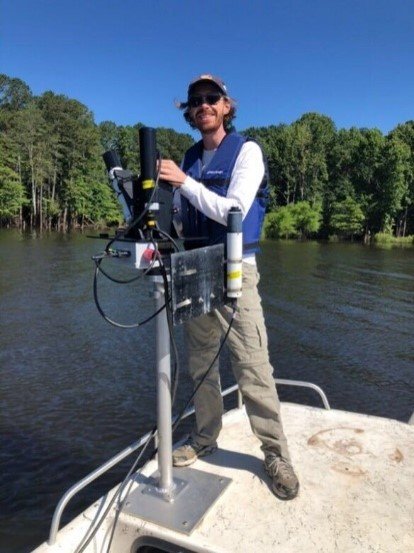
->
[48,378,330,544]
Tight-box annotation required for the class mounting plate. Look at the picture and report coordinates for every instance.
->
[170,244,225,325]
[122,467,232,534]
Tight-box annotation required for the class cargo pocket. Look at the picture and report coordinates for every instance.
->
[229,306,268,364]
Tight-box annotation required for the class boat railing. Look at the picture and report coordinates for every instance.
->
[48,378,330,545]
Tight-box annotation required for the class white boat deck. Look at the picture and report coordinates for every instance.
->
[35,403,414,552]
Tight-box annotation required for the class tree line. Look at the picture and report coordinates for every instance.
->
[1,74,413,241]
[243,115,414,241]
[0,74,193,231]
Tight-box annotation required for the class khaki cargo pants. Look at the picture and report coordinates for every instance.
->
[184,262,290,460]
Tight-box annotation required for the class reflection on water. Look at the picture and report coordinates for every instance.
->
[1,231,413,552]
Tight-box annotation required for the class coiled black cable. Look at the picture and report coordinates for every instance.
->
[92,254,165,329]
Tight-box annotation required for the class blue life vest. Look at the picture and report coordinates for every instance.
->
[180,133,268,253]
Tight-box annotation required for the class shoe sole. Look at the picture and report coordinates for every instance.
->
[173,456,197,467]
[271,482,299,500]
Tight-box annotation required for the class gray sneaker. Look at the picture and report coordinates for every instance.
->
[172,439,217,467]
[264,453,299,500]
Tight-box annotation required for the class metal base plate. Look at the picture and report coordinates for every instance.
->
[122,467,232,534]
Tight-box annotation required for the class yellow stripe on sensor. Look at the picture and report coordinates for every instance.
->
[227,270,242,279]
[142,179,155,189]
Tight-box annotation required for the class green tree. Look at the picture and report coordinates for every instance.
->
[37,91,111,229]
[330,197,365,239]
[98,120,119,151]
[12,102,50,226]
[0,165,26,220]
[388,121,414,236]
[323,128,364,236]
[264,207,296,239]
[247,116,332,208]
[243,124,301,207]
[264,201,321,239]
[295,113,335,204]
[156,127,194,164]
[353,128,385,234]
[0,74,32,110]
[290,201,321,237]
[0,124,27,223]
[376,137,410,233]
[117,125,141,172]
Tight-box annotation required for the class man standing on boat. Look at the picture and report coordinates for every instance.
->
[159,74,299,500]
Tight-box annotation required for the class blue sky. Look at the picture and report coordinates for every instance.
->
[1,0,413,137]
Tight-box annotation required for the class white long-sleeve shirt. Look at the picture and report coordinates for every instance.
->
[175,141,265,263]
[179,141,265,224]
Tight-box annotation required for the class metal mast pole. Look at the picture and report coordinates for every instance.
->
[123,257,231,533]
[153,276,173,496]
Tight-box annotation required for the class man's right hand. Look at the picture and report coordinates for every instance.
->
[158,160,186,188]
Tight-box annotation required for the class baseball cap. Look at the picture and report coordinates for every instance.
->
[187,74,228,97]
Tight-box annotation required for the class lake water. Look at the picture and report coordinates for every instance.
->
[1,230,413,552]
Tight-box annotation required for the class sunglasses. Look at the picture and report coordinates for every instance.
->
[187,93,224,108]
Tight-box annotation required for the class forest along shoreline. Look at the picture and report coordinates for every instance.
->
[1,74,413,245]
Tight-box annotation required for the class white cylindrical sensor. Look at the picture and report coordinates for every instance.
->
[226,207,243,299]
